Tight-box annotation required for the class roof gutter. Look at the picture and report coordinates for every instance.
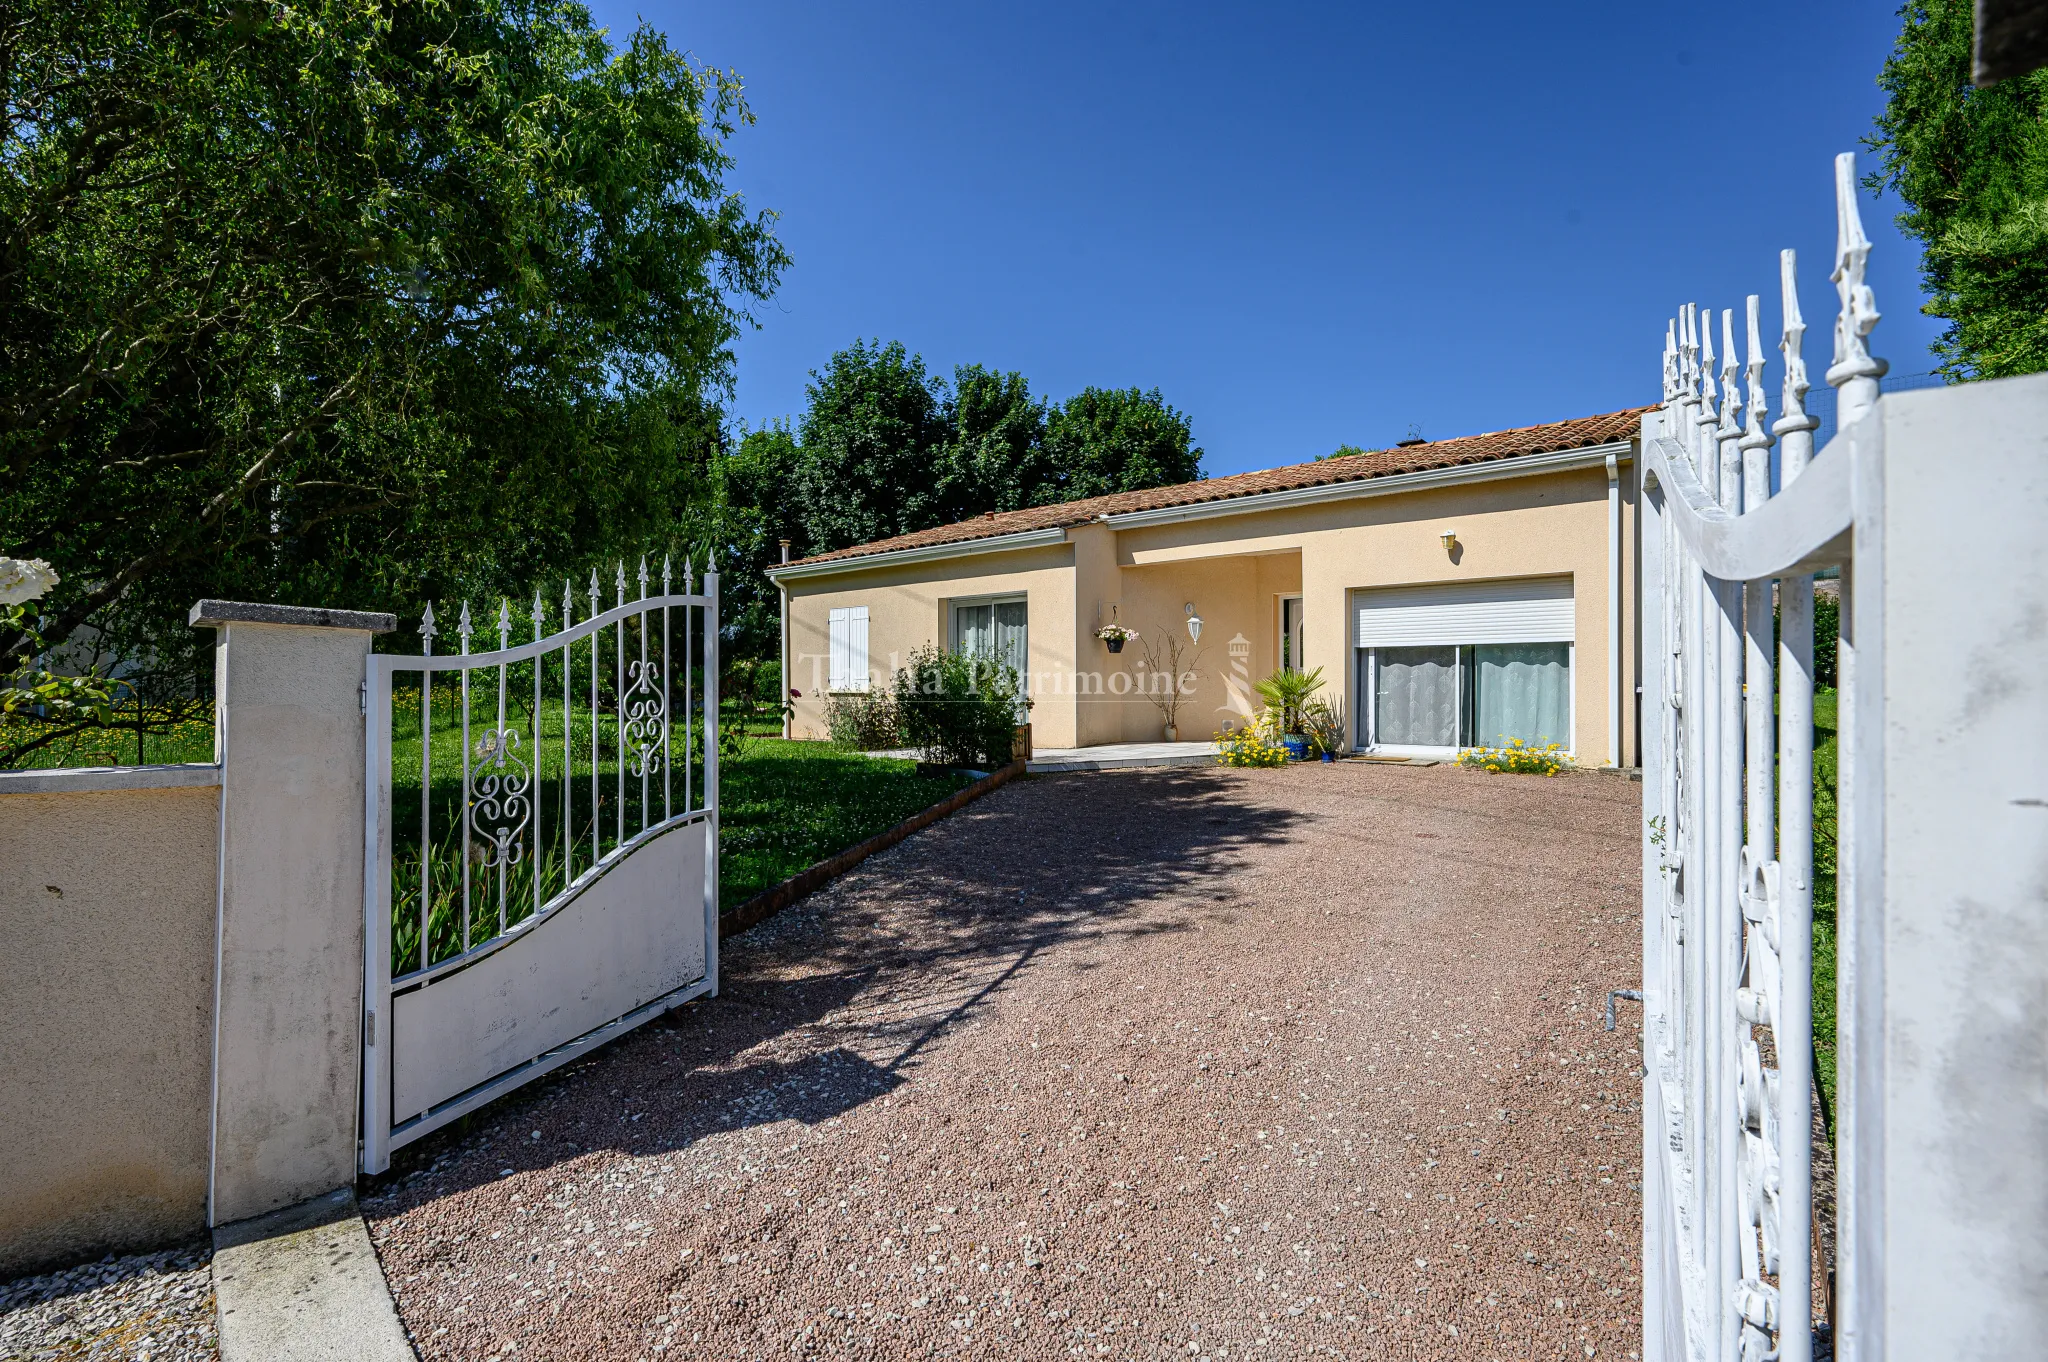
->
[767,525,1070,583]
[1098,440,1636,531]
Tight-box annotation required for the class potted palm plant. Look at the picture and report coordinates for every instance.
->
[1253,666,1325,761]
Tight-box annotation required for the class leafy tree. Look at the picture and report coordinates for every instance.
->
[711,423,803,662]
[724,345,1206,666]
[934,365,1054,521]
[2,0,787,724]
[1041,387,1203,501]
[1868,1,2048,379]
[790,340,949,552]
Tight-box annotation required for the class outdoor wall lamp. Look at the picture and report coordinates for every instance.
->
[1185,603,1203,643]
[1440,530,1459,556]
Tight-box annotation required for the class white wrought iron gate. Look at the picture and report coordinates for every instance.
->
[1639,147,2048,1358]
[360,560,719,1173]
[1640,152,1872,1360]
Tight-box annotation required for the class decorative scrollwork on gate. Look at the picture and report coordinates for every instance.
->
[470,726,532,868]
[622,659,665,778]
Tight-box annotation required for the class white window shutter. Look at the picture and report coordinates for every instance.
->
[828,607,850,689]
[849,607,869,691]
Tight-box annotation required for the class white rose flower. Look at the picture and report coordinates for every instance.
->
[0,557,61,607]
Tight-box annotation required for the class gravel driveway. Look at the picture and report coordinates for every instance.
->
[364,761,1645,1361]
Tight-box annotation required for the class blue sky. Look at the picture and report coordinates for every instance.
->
[585,1,1938,478]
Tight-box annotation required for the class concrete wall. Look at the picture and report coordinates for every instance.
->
[0,600,392,1273]
[1868,376,2048,1351]
[782,458,1640,761]
[199,606,386,1224]
[0,774,221,1275]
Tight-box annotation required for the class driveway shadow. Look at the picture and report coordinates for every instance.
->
[361,766,1305,1207]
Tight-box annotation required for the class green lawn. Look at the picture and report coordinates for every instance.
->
[5,686,962,972]
[720,736,972,909]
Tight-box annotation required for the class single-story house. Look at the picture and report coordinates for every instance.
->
[766,407,1648,764]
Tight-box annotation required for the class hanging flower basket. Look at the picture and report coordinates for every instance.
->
[1096,623,1138,653]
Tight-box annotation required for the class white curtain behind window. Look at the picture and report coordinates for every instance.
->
[991,600,1028,677]
[956,601,1027,676]
[954,603,991,659]
[1375,646,1458,746]
[1473,643,1569,746]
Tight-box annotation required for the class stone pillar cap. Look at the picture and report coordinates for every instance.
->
[189,600,398,633]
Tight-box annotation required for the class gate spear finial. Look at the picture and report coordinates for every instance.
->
[1740,295,1775,510]
[1827,151,1887,424]
[1774,251,1821,484]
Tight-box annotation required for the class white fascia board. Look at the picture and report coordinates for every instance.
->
[1099,441,1636,531]
[767,526,1069,583]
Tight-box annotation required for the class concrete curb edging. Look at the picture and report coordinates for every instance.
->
[718,760,1026,939]
[212,1189,415,1362]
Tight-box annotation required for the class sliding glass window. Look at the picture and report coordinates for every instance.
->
[1358,643,1571,750]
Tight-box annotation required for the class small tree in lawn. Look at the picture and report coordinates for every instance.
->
[1135,627,1203,741]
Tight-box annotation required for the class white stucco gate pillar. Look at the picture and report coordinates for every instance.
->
[190,600,396,1225]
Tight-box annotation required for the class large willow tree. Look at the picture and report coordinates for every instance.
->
[2,0,786,708]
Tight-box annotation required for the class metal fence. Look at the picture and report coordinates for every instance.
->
[1638,153,1882,1361]
[361,558,720,1170]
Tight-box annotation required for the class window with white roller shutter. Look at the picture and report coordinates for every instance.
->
[828,605,869,691]
[1352,577,1575,752]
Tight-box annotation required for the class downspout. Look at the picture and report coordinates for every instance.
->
[778,539,791,740]
[1606,449,1622,767]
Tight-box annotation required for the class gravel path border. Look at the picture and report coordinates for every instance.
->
[0,1240,218,1362]
[364,762,1648,1360]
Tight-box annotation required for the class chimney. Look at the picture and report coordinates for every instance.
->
[779,538,791,564]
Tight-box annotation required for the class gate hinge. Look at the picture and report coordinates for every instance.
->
[366,1010,375,1045]
[360,678,369,716]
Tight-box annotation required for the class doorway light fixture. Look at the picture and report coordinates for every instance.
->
[1440,530,1459,556]
[1185,603,1203,643]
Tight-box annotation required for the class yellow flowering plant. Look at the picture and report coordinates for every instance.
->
[1215,724,1290,768]
[1458,737,1571,776]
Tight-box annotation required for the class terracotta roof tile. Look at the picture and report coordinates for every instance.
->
[783,405,1650,569]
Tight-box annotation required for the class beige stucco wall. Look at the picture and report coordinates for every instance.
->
[1123,462,1636,761]
[784,542,1080,745]
[0,783,220,1275]
[779,457,1640,762]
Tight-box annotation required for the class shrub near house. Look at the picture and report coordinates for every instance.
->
[891,646,1021,770]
